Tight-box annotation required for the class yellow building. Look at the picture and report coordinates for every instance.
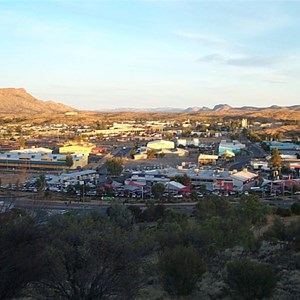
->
[59,144,95,155]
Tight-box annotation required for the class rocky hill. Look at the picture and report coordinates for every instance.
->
[0,88,74,114]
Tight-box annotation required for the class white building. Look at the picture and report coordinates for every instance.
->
[230,169,259,191]
[147,140,175,150]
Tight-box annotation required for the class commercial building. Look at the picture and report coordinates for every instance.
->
[59,144,95,155]
[269,142,300,151]
[10,147,53,154]
[218,140,246,155]
[0,152,88,170]
[198,154,219,165]
[147,140,175,150]
[230,169,259,191]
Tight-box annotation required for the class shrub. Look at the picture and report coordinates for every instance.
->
[275,207,292,217]
[225,258,277,300]
[158,245,205,296]
[291,202,300,215]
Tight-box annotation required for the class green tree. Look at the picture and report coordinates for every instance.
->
[158,245,205,296]
[291,202,300,215]
[152,183,165,200]
[107,203,133,229]
[270,148,282,168]
[65,154,74,167]
[195,195,233,222]
[173,173,191,186]
[32,212,149,299]
[0,213,45,300]
[238,195,270,227]
[105,158,123,176]
[225,258,277,300]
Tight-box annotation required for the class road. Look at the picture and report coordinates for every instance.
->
[227,142,266,171]
[248,143,266,158]
[2,197,298,217]
[228,156,251,171]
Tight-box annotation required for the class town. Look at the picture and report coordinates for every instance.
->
[1,112,299,212]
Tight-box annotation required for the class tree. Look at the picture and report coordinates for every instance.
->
[291,202,300,215]
[225,258,277,300]
[36,174,46,193]
[142,204,166,222]
[238,195,270,227]
[147,149,157,159]
[105,158,123,176]
[158,245,205,296]
[152,183,165,200]
[18,136,26,148]
[173,173,191,186]
[107,203,133,229]
[65,154,74,167]
[32,212,149,299]
[182,127,192,137]
[0,213,45,300]
[270,148,282,169]
[195,195,233,222]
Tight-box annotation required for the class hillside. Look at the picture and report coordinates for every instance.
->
[0,88,74,114]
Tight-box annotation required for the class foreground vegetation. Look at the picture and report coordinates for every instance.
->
[1,195,300,299]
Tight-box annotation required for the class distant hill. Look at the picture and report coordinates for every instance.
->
[99,103,300,114]
[0,88,74,114]
[99,107,183,113]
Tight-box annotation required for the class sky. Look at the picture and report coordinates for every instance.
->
[1,0,300,110]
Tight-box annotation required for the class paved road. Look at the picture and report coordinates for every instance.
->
[228,156,251,171]
[3,197,298,216]
[248,143,266,158]
[114,147,133,158]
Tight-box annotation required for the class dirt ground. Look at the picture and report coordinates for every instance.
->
[124,152,199,170]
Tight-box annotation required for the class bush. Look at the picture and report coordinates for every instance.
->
[291,202,300,215]
[158,245,205,296]
[225,258,277,300]
[275,207,292,217]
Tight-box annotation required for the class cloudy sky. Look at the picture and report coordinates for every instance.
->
[1,0,300,110]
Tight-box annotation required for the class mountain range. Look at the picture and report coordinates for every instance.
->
[99,103,300,113]
[0,88,299,114]
[0,88,74,114]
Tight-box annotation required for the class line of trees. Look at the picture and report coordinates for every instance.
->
[1,194,300,299]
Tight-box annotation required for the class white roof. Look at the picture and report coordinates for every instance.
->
[10,147,52,154]
[166,181,186,190]
[199,154,219,160]
[61,170,96,177]
[230,170,258,182]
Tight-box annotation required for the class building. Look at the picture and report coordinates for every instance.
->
[158,148,188,157]
[190,169,234,191]
[0,152,88,170]
[241,118,248,128]
[10,147,53,154]
[218,140,246,155]
[269,142,300,151]
[59,144,95,155]
[230,169,259,191]
[198,154,219,165]
[147,140,175,150]
[126,171,170,186]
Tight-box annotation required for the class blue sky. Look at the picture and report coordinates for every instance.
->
[1,0,300,110]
